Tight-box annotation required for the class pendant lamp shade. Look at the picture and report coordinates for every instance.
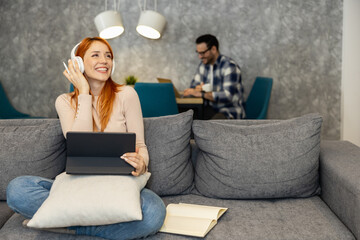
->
[136,10,166,39]
[94,10,124,39]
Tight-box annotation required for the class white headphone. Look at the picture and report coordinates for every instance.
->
[70,42,115,76]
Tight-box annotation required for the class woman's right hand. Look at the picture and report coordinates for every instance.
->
[63,59,90,94]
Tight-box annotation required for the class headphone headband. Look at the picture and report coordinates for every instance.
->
[70,42,81,60]
[70,41,115,75]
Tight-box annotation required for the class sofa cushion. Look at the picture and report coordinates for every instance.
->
[193,113,322,199]
[27,172,150,228]
[0,195,355,240]
[0,119,66,200]
[146,194,355,240]
[144,110,194,196]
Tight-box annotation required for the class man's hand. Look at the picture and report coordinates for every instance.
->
[183,88,202,97]
[183,83,204,97]
[203,92,214,101]
[195,83,204,92]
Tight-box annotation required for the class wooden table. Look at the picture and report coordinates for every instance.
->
[176,97,203,105]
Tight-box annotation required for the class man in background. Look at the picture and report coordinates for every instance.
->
[183,34,245,119]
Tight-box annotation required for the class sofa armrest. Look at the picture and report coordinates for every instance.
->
[320,140,360,239]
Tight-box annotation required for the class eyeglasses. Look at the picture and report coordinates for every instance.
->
[196,47,211,56]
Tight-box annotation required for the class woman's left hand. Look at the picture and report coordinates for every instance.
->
[121,147,147,176]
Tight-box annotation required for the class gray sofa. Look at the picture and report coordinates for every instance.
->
[0,110,359,240]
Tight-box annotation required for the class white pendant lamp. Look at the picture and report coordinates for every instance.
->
[94,10,124,39]
[136,10,166,39]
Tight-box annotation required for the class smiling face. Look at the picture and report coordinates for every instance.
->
[196,42,218,65]
[83,41,113,83]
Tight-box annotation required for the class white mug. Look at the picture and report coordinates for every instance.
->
[202,83,212,92]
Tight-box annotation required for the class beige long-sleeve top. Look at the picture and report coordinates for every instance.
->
[55,86,149,166]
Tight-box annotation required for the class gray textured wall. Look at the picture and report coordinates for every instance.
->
[0,0,342,139]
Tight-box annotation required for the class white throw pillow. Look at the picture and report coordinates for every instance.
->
[27,172,151,228]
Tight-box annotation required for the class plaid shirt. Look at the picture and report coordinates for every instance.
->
[190,55,245,119]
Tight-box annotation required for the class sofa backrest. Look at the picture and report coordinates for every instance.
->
[0,111,323,202]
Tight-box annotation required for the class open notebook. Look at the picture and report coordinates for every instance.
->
[159,203,228,237]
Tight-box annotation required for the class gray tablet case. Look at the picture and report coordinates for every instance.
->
[66,132,136,175]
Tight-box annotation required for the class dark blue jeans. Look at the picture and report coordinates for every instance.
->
[7,175,166,240]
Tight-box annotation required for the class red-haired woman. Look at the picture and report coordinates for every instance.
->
[6,37,166,239]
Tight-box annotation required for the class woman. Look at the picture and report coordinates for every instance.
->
[6,37,166,239]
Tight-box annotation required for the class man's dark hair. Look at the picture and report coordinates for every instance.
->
[196,34,219,51]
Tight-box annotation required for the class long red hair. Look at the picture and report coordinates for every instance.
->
[70,37,122,131]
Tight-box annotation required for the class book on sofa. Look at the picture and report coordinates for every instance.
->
[159,203,227,237]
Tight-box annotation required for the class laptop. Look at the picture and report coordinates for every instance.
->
[157,78,183,98]
[66,132,136,175]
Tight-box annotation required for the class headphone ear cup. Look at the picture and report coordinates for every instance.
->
[70,42,84,73]
[73,56,84,73]
[111,60,115,76]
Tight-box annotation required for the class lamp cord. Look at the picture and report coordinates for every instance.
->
[138,0,159,12]
[104,0,120,11]
[138,0,158,12]
[104,0,159,13]
[137,0,142,11]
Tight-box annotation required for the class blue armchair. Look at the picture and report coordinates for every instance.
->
[0,81,32,119]
[244,77,273,119]
[134,82,179,118]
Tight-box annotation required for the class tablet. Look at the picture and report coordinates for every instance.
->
[66,132,136,175]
